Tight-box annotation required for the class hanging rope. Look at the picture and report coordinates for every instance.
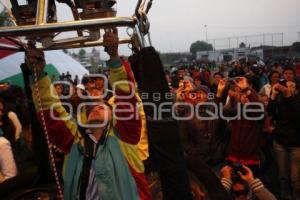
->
[32,52,64,199]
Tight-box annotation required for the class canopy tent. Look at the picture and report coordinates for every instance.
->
[0,39,89,88]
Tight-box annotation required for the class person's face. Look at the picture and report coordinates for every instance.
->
[214,75,222,85]
[270,73,280,85]
[77,88,84,97]
[194,79,201,87]
[178,69,185,78]
[88,105,112,132]
[87,80,96,92]
[69,85,75,96]
[193,70,201,77]
[243,67,249,73]
[95,78,104,89]
[54,85,63,96]
[232,183,248,200]
[283,70,295,81]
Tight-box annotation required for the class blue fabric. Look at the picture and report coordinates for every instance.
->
[63,136,139,200]
[259,75,269,89]
[106,59,122,69]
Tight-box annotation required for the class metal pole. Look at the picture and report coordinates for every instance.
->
[271,34,274,59]
[213,39,216,51]
[36,0,49,25]
[205,24,208,42]
[0,17,136,37]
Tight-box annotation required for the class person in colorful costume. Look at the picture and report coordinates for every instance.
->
[25,29,150,200]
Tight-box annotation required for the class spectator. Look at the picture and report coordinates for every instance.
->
[24,28,150,200]
[0,128,17,183]
[179,85,228,166]
[76,84,86,97]
[259,70,280,98]
[221,77,264,176]
[73,75,79,85]
[220,165,277,200]
[229,62,245,78]
[54,83,63,97]
[210,72,223,95]
[282,67,296,82]
[94,76,105,95]
[0,98,22,143]
[192,76,201,88]
[268,78,300,200]
[249,65,261,92]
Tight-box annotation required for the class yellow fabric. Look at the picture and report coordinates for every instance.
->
[136,95,149,161]
[109,66,131,93]
[118,139,145,173]
[108,95,149,161]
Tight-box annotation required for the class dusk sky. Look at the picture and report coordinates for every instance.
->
[1,0,300,57]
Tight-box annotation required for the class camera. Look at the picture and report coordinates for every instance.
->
[278,79,287,87]
[229,162,247,181]
[275,79,287,92]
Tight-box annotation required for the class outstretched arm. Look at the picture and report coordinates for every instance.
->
[104,29,142,145]
[25,45,81,153]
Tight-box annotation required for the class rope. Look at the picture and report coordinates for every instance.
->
[32,66,64,199]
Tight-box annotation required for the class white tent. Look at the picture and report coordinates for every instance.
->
[0,41,89,87]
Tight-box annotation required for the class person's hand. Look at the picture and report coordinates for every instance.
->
[266,125,275,134]
[240,94,249,104]
[103,28,119,60]
[220,165,233,180]
[25,42,46,73]
[270,84,280,100]
[273,83,292,98]
[234,77,249,90]
[238,165,254,183]
[216,79,227,98]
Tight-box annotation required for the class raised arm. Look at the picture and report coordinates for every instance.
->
[25,46,82,153]
[104,29,142,145]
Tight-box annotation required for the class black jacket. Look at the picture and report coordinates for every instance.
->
[179,104,229,166]
[268,93,300,147]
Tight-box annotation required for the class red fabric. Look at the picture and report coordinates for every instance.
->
[37,110,74,153]
[0,38,18,59]
[227,155,260,166]
[114,60,142,145]
[128,163,151,200]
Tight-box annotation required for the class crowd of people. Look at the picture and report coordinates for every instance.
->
[167,58,300,200]
[0,29,300,200]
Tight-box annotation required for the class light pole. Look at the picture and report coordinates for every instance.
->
[204,24,208,42]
